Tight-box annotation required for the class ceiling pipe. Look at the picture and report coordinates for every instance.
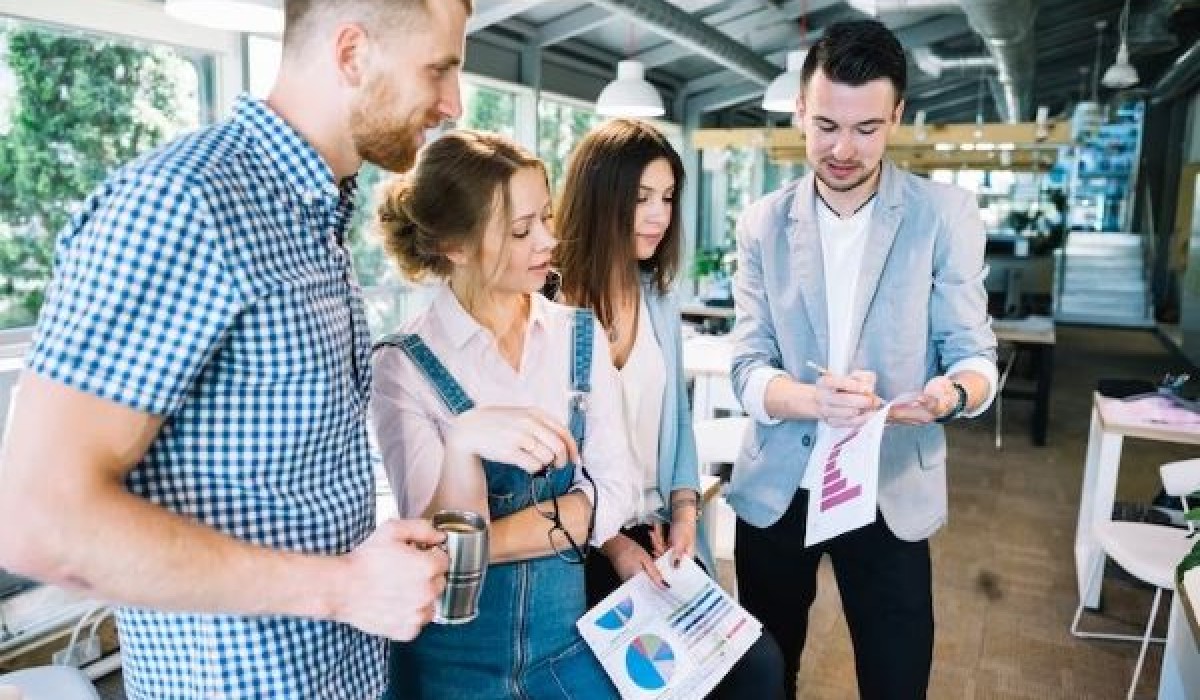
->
[957,0,1037,123]
[846,0,961,15]
[911,46,995,79]
[1150,38,1200,105]
[586,0,778,86]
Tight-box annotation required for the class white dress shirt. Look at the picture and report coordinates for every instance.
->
[370,284,639,546]
[743,192,997,425]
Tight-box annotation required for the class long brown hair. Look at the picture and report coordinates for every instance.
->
[555,118,685,329]
[375,130,546,303]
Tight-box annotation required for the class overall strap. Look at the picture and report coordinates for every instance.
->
[571,309,593,393]
[373,333,476,416]
[568,309,594,445]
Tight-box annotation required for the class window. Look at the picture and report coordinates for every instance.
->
[462,80,517,138]
[0,16,214,330]
[537,95,602,193]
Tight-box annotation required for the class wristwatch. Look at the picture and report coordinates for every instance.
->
[935,381,968,424]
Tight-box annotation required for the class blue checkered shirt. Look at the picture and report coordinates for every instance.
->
[27,94,383,699]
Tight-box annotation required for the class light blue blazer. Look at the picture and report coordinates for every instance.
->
[641,275,714,571]
[727,162,997,541]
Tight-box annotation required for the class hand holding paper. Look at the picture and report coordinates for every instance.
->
[888,376,957,425]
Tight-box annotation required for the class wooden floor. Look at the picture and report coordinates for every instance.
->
[96,325,1196,699]
[778,325,1196,699]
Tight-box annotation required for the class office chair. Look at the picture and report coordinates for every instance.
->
[1070,457,1200,700]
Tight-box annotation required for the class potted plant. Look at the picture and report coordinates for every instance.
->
[1178,494,1200,581]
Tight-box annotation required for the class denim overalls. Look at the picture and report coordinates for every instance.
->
[380,309,618,700]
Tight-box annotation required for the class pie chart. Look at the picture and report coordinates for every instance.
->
[595,596,635,631]
[625,634,676,690]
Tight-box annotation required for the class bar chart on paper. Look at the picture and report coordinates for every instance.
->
[803,401,891,547]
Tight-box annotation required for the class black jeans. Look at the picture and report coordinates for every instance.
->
[735,489,934,700]
[585,523,787,700]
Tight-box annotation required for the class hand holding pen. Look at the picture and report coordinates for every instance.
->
[806,360,882,428]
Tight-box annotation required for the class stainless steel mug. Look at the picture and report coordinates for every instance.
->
[432,509,489,625]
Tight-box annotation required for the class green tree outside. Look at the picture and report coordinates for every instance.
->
[0,22,200,329]
[538,99,602,194]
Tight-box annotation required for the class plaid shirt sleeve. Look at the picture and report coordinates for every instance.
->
[28,170,244,416]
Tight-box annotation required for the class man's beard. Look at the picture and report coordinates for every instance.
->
[814,161,880,193]
[352,117,420,174]
[349,78,422,173]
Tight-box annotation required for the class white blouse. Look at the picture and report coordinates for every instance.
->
[616,297,666,522]
[369,285,639,546]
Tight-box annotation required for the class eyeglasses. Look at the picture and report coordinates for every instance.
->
[530,464,597,564]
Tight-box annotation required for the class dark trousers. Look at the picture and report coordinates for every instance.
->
[735,489,934,700]
[585,523,787,700]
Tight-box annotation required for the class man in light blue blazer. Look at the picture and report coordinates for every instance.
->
[727,20,998,700]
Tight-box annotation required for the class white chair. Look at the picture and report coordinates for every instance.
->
[682,336,744,420]
[694,416,751,564]
[1070,457,1200,700]
[0,666,100,700]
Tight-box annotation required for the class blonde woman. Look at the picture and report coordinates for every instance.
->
[370,130,637,699]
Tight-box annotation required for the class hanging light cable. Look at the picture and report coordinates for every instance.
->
[1102,0,1139,89]
[762,1,809,112]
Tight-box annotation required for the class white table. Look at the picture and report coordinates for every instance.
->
[1074,393,1200,609]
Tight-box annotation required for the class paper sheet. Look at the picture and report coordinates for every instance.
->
[576,555,761,699]
[801,399,894,547]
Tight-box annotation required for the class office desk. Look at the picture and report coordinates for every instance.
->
[1074,393,1200,609]
[992,316,1055,446]
[680,302,735,334]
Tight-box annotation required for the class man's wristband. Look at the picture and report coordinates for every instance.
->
[935,381,968,424]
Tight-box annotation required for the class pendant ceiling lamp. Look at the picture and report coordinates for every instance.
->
[598,21,664,118]
[1102,0,1139,89]
[164,0,284,35]
[762,50,808,112]
[596,60,665,117]
[763,2,808,113]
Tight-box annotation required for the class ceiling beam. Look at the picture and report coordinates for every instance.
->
[536,6,613,47]
[587,0,778,85]
[630,0,842,70]
[688,80,762,113]
[467,0,548,33]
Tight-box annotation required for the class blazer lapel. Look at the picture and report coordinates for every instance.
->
[845,162,904,361]
[788,176,830,365]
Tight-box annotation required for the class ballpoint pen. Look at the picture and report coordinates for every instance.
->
[806,360,829,376]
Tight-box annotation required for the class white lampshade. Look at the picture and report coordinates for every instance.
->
[165,0,284,34]
[1102,41,1139,89]
[761,50,807,113]
[596,61,665,118]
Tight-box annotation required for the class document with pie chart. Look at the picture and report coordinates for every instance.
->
[577,555,761,699]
